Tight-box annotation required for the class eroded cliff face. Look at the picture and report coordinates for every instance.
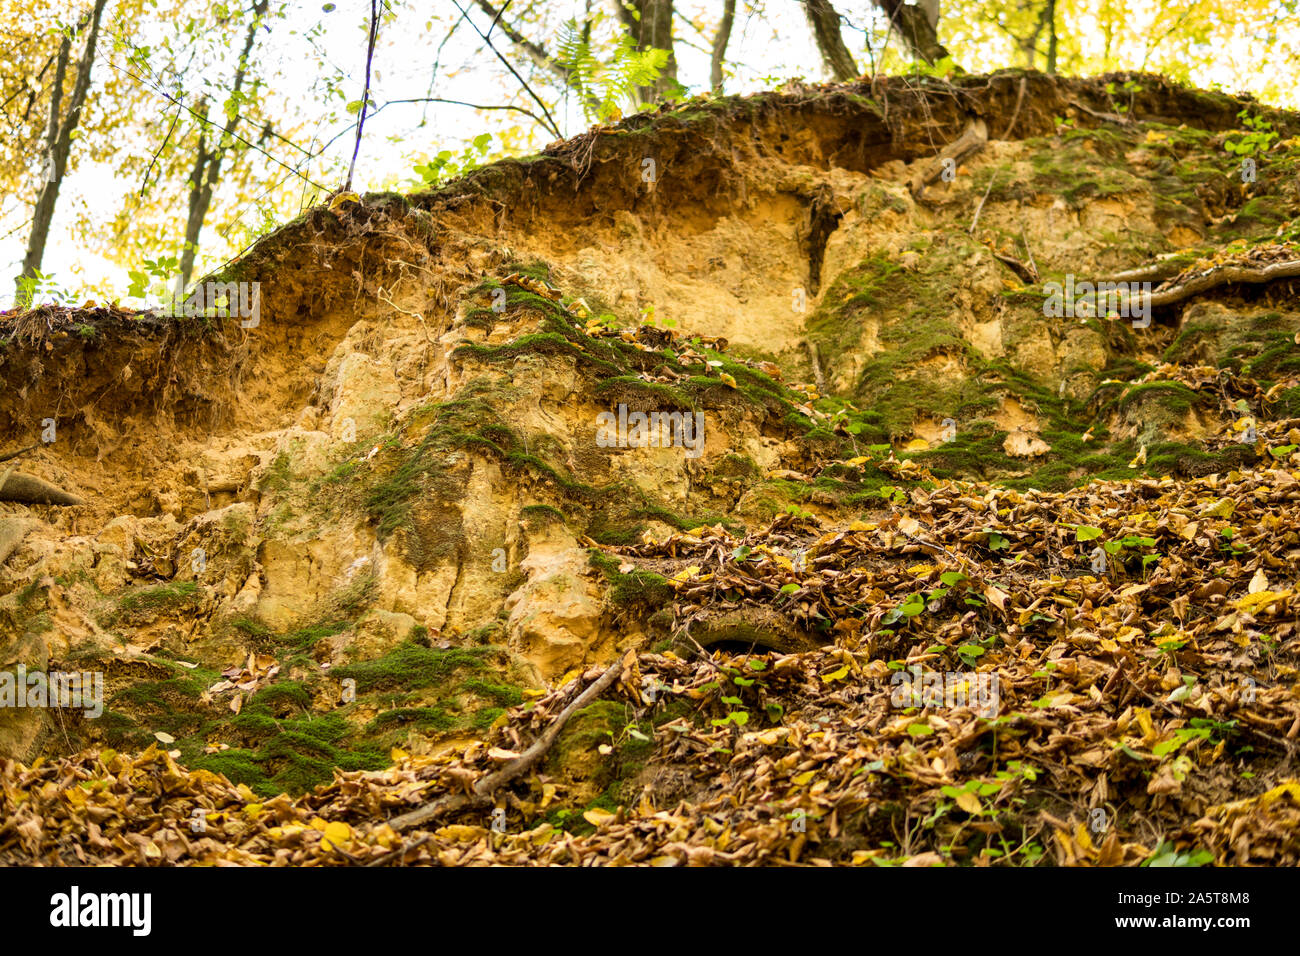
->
[1,70,1298,832]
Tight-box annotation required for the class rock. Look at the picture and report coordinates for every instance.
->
[326,352,401,440]
[340,610,420,662]
[0,629,48,761]
[505,526,605,680]
[1004,428,1052,458]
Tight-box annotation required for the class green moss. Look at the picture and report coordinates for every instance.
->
[461,679,524,707]
[520,503,567,526]
[115,581,200,617]
[365,707,456,734]
[331,641,499,692]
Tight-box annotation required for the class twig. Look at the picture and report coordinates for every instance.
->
[1067,98,1133,126]
[452,0,562,140]
[1019,224,1040,282]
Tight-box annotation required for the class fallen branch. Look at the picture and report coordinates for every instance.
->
[1102,259,1188,284]
[1147,258,1300,308]
[992,250,1037,284]
[380,653,629,838]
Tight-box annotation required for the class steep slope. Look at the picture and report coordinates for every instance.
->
[1,71,1298,864]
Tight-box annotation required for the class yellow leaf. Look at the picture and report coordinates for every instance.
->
[583,807,616,827]
[1234,589,1289,610]
[438,824,485,841]
[904,438,929,451]
[1135,708,1155,742]
[671,565,702,583]
[954,790,982,815]
[792,770,817,786]
[329,190,362,210]
[320,821,351,851]
[821,664,850,682]
[719,372,738,388]
[390,747,410,762]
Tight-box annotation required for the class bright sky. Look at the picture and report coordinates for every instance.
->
[4,0,1292,308]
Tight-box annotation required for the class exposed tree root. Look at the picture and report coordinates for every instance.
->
[0,517,34,567]
[1106,257,1300,310]
[0,471,85,506]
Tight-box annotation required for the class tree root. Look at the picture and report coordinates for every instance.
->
[1103,257,1300,311]
[1145,258,1300,308]
[375,653,630,848]
[0,517,34,567]
[0,470,85,506]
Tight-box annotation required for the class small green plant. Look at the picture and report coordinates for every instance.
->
[127,255,181,300]
[1105,79,1143,114]
[1224,109,1278,158]
[413,132,493,186]
[1143,841,1214,867]
[16,270,79,307]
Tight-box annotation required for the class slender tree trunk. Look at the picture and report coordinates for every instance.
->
[1045,0,1058,73]
[179,0,268,287]
[615,0,678,103]
[804,0,858,81]
[14,0,107,306]
[710,0,736,92]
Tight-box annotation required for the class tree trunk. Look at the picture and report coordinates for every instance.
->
[804,0,858,81]
[179,0,268,288]
[1045,0,1058,73]
[873,0,954,66]
[14,0,107,306]
[710,0,736,92]
[614,0,678,103]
